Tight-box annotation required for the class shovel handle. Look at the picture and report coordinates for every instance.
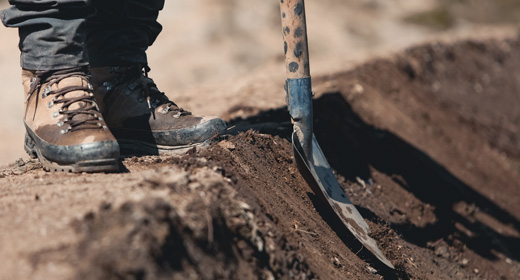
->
[280,0,310,79]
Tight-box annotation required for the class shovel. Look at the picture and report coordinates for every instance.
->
[279,0,394,269]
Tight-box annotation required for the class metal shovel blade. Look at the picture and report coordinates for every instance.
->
[292,132,395,269]
[280,0,393,269]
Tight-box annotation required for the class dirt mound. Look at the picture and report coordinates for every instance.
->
[64,165,313,280]
[1,37,520,280]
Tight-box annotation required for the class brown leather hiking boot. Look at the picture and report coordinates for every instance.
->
[23,68,120,172]
[90,65,226,155]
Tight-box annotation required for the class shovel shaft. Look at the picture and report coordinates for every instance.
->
[280,0,310,79]
[281,0,313,155]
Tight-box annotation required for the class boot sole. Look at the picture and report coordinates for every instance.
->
[118,138,212,156]
[112,119,226,157]
[24,133,120,173]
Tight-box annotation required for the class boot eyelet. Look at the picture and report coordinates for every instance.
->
[52,112,59,118]
[60,128,69,134]
[88,83,94,90]
[48,101,54,108]
[42,86,51,98]
[128,81,139,90]
[57,121,64,127]
[103,82,112,91]
[162,105,171,114]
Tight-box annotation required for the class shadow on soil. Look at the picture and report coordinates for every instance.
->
[229,92,520,270]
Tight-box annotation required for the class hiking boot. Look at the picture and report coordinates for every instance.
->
[22,68,120,172]
[90,65,226,155]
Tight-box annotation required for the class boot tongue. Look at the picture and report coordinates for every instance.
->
[57,76,97,123]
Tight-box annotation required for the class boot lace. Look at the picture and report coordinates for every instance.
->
[25,67,106,134]
[103,65,191,119]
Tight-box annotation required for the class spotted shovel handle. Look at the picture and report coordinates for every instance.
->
[280,0,310,79]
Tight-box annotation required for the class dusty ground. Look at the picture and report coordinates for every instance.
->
[1,1,520,280]
[1,0,519,165]
[1,37,520,279]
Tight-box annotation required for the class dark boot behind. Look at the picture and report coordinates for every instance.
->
[90,65,226,155]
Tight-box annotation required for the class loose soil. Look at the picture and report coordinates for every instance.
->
[1,37,520,279]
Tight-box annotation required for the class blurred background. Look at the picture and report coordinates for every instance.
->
[0,0,519,166]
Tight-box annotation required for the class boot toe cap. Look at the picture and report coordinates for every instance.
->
[152,116,227,146]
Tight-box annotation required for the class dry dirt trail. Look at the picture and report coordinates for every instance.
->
[1,1,520,280]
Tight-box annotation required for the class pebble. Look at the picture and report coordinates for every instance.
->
[356,177,366,188]
[434,245,449,258]
[218,140,236,151]
[366,266,377,274]
[352,83,364,94]
[333,257,341,267]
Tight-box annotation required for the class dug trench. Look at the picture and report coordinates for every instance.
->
[3,37,520,279]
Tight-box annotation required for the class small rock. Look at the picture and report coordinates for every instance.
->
[262,271,275,280]
[352,83,364,94]
[356,177,366,188]
[505,258,512,264]
[474,268,479,274]
[434,245,450,259]
[460,258,469,267]
[366,265,377,274]
[218,140,236,151]
[333,257,341,267]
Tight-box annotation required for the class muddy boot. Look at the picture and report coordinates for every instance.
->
[90,65,226,155]
[23,68,120,172]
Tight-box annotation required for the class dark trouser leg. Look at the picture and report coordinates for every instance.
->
[87,0,164,67]
[1,0,92,70]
